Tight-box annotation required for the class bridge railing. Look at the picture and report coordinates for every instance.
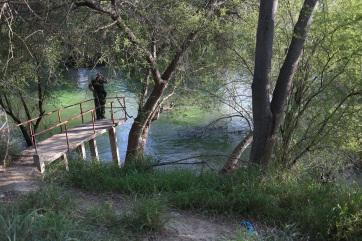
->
[16,96,127,154]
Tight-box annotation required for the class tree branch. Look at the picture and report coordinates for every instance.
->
[161,31,198,81]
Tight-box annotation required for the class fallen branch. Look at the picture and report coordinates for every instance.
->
[153,161,215,170]
[151,154,228,170]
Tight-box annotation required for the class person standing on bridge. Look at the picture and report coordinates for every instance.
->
[89,72,108,120]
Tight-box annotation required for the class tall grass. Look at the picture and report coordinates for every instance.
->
[0,186,79,241]
[0,184,169,240]
[122,196,168,233]
[49,160,362,241]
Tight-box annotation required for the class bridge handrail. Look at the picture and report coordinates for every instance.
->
[16,97,125,127]
[16,96,127,154]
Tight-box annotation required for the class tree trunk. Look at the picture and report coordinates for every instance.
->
[250,0,317,167]
[220,132,253,174]
[19,125,33,147]
[249,0,278,166]
[270,0,318,135]
[139,122,150,153]
[125,82,166,161]
[126,117,151,160]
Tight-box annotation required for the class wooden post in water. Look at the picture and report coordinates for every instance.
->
[33,154,45,173]
[88,138,99,161]
[75,143,86,160]
[61,154,69,171]
[108,127,120,167]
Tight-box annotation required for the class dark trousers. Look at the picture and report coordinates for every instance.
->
[94,94,106,119]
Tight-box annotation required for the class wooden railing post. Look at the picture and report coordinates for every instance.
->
[111,102,115,125]
[80,103,84,124]
[64,123,70,152]
[91,110,96,133]
[29,121,38,154]
[123,97,126,120]
[57,109,63,133]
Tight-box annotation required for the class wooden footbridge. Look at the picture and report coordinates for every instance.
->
[16,97,127,173]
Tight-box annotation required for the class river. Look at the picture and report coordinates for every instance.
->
[29,68,249,169]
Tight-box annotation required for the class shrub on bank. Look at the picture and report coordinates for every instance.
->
[49,160,362,241]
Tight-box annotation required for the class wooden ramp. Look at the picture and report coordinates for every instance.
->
[15,97,127,173]
[21,119,124,172]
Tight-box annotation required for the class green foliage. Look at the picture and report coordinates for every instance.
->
[122,196,167,233]
[52,160,362,241]
[273,0,362,165]
[332,198,362,240]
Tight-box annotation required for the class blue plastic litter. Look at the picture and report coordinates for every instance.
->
[240,220,255,234]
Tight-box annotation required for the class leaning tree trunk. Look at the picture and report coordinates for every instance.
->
[269,0,318,142]
[220,132,253,174]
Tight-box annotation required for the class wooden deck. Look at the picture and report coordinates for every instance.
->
[19,119,124,172]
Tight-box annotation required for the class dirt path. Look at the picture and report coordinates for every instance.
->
[71,190,239,241]
[0,159,41,202]
[0,168,286,240]
[0,165,240,241]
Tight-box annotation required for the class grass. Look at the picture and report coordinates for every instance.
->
[0,186,80,241]
[0,184,168,241]
[46,159,362,241]
[84,202,120,228]
[122,195,167,233]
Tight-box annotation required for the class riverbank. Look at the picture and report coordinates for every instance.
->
[43,159,361,241]
[1,158,361,241]
[1,185,242,241]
